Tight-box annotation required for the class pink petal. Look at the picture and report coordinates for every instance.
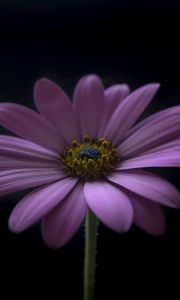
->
[42,182,88,249]
[73,74,104,139]
[0,168,65,196]
[0,156,58,170]
[137,138,180,154]
[108,170,180,208]
[0,135,59,161]
[34,78,80,144]
[98,84,130,136]
[119,105,180,157]
[119,152,180,169]
[105,84,130,104]
[0,103,64,152]
[84,181,134,232]
[103,83,160,145]
[118,139,180,169]
[129,192,166,236]
[9,177,77,232]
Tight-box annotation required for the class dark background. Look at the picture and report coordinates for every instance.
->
[0,1,180,299]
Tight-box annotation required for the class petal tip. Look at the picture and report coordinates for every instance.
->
[41,224,64,249]
[8,214,21,233]
[149,221,166,237]
[34,78,55,92]
[148,82,161,91]
[79,74,103,87]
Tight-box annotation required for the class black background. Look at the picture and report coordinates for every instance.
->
[0,1,180,299]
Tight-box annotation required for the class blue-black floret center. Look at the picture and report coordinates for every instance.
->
[63,135,119,180]
[79,147,100,159]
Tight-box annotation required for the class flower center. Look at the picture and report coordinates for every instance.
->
[79,147,99,159]
[61,135,119,180]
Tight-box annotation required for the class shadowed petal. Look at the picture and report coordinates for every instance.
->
[84,181,134,232]
[105,84,130,105]
[119,105,180,157]
[99,84,130,136]
[129,192,166,236]
[34,78,80,143]
[0,156,58,170]
[9,177,77,233]
[42,182,88,249]
[103,83,160,145]
[108,170,180,208]
[73,74,104,139]
[0,103,64,152]
[0,168,66,197]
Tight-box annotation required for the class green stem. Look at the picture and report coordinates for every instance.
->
[84,210,98,300]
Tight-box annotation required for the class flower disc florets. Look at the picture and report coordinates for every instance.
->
[62,135,119,180]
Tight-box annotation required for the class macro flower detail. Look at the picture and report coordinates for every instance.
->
[0,74,180,249]
[62,136,118,179]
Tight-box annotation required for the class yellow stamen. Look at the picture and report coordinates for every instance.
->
[83,134,90,143]
[61,136,119,180]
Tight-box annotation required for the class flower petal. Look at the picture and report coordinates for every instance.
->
[0,103,64,152]
[98,84,130,136]
[119,105,180,157]
[34,78,80,143]
[118,139,180,169]
[8,177,77,233]
[0,168,65,197]
[127,191,166,236]
[105,84,130,105]
[84,181,134,232]
[108,170,180,208]
[42,182,88,249]
[119,152,180,169]
[103,83,160,145]
[0,156,58,170]
[73,74,104,139]
[0,135,59,160]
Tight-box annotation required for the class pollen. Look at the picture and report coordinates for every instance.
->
[61,135,119,180]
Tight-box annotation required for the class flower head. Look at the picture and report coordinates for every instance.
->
[0,75,180,248]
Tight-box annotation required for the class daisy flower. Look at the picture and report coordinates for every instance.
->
[0,74,180,249]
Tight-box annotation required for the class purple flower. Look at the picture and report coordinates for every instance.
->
[0,75,180,249]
